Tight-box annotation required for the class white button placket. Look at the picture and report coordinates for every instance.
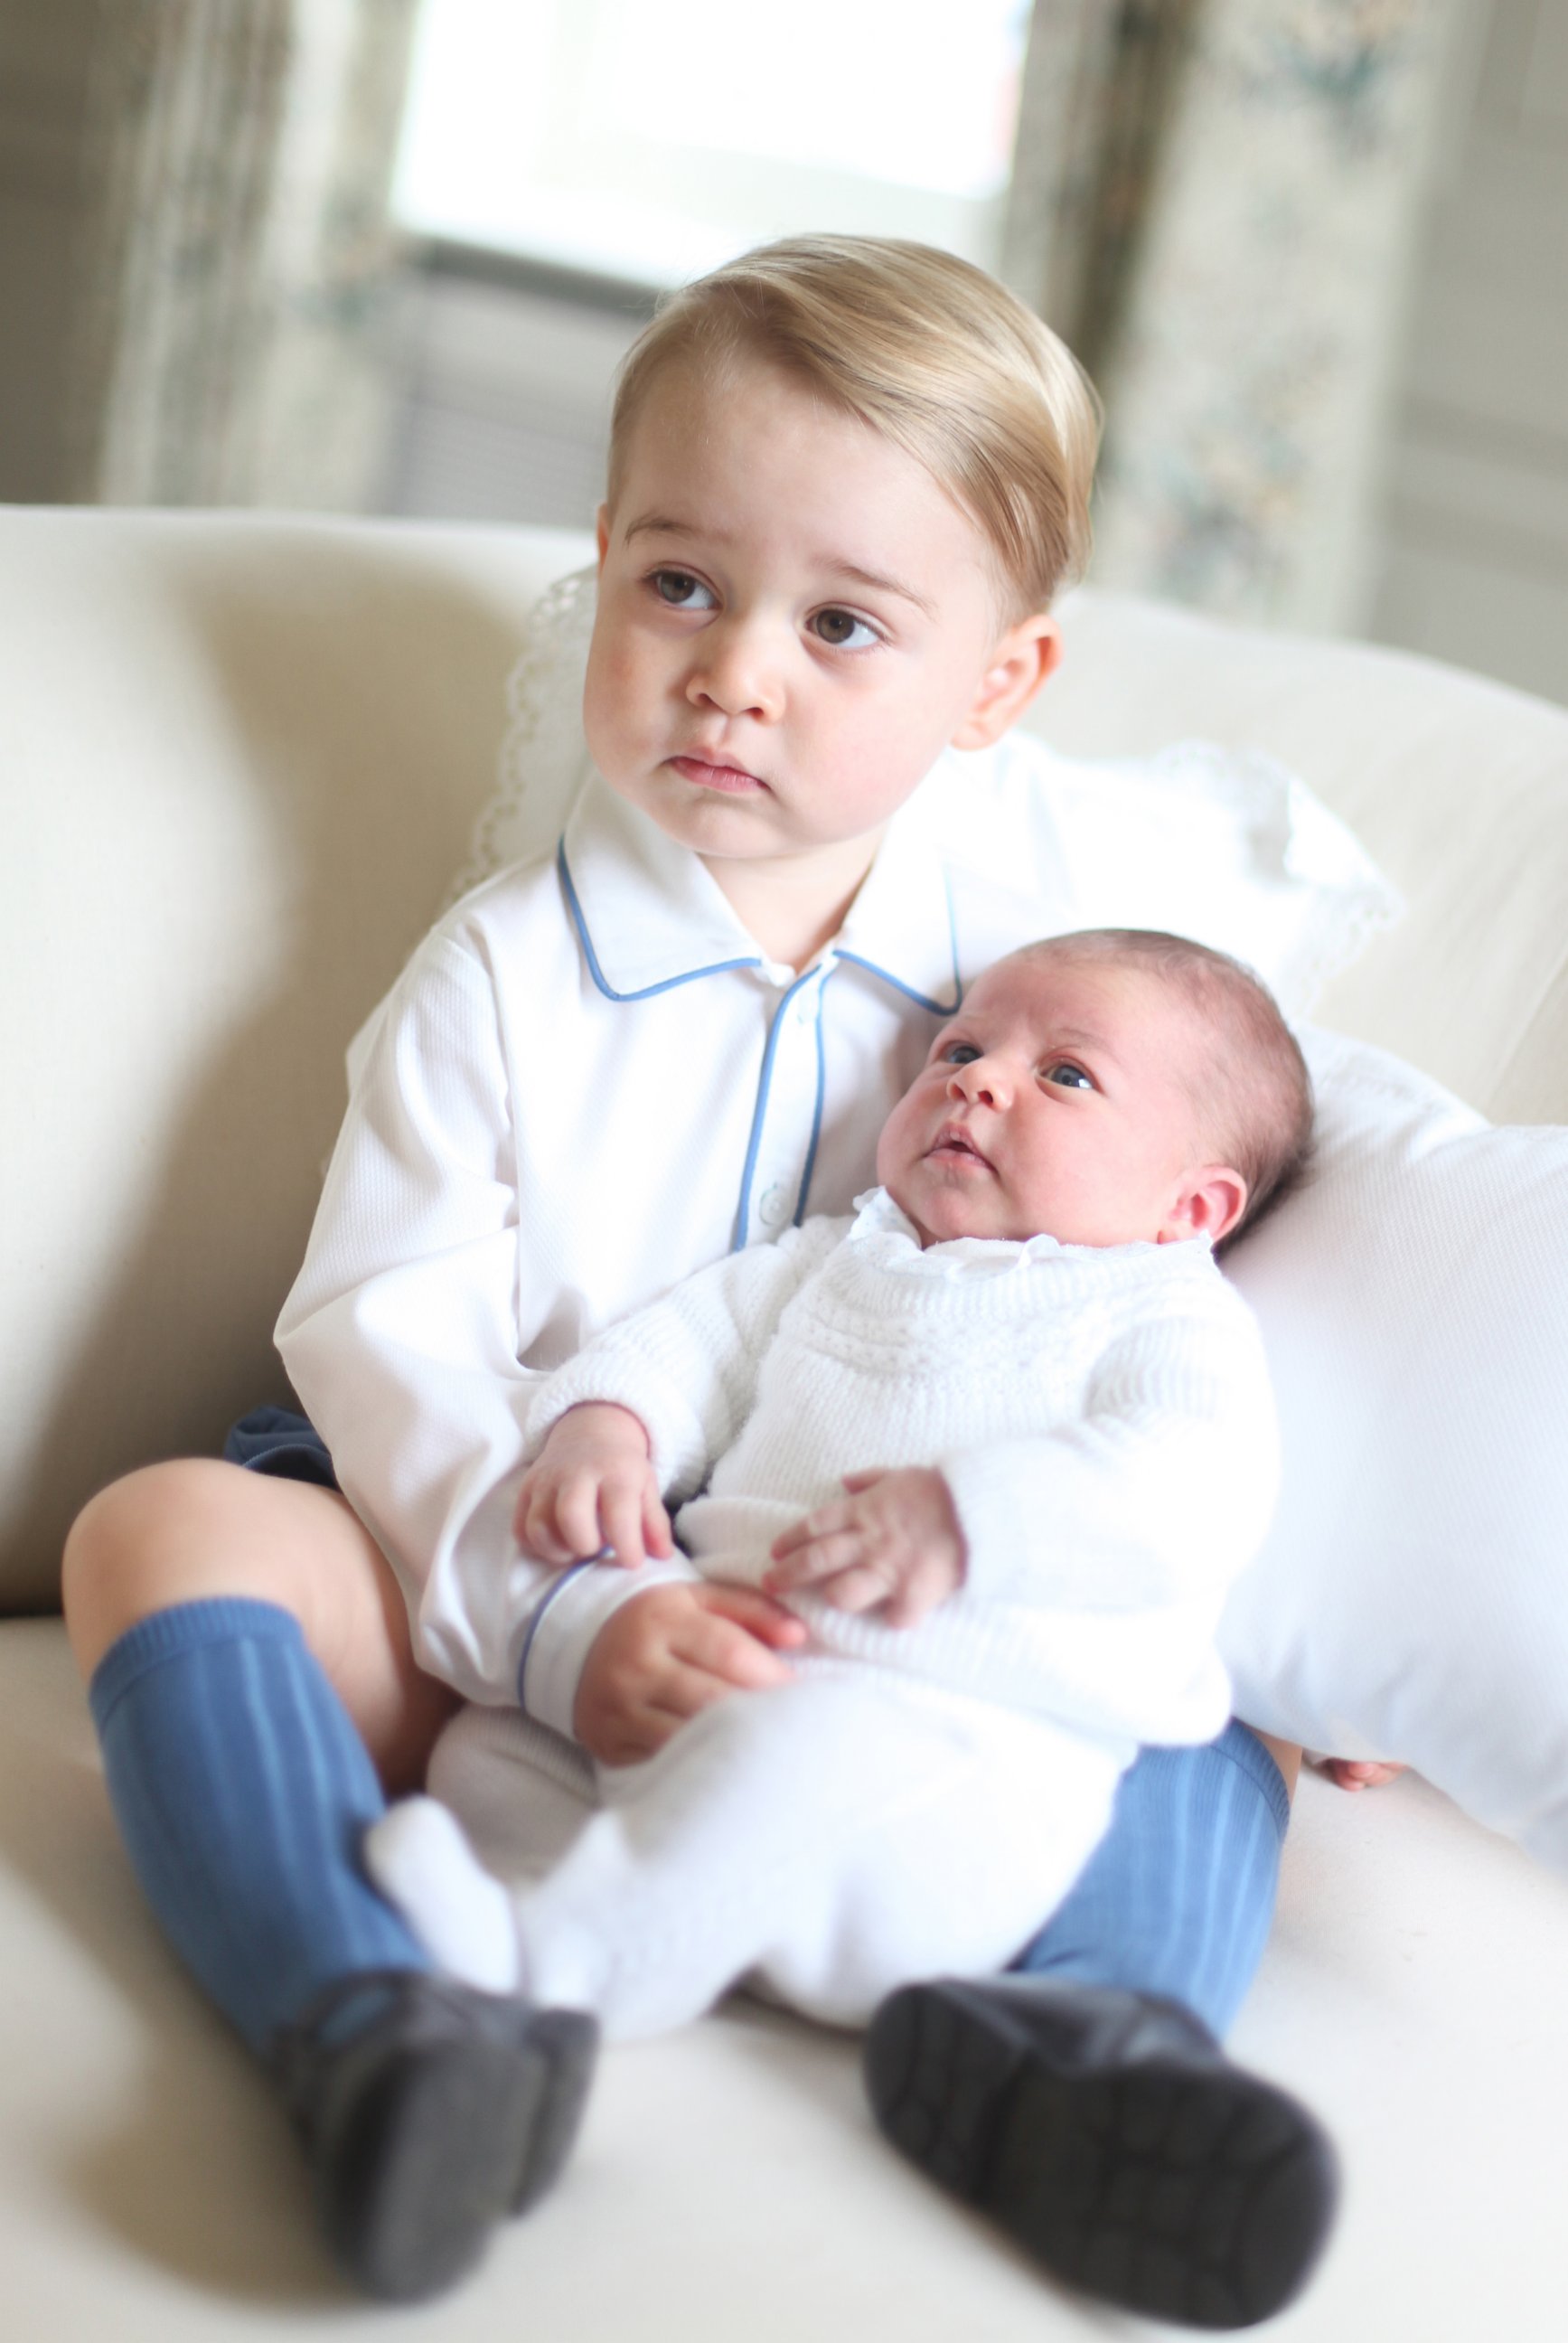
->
[734,957,834,1249]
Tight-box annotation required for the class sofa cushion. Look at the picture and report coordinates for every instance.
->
[0,509,592,1608]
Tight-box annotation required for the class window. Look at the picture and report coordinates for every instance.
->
[393,0,1032,288]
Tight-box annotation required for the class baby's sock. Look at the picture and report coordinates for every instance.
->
[365,1796,521,1996]
[89,1597,431,2054]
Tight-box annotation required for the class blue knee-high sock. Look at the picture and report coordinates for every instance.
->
[1012,1723,1289,2040]
[89,1597,431,2056]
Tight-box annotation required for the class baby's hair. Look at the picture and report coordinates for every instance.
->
[1016,929,1314,1247]
[607,235,1102,616]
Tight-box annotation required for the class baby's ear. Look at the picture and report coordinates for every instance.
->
[951,615,1062,751]
[1159,1167,1249,1248]
[596,505,611,567]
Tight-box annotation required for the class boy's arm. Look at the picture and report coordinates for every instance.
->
[277,932,568,1706]
[277,929,834,1711]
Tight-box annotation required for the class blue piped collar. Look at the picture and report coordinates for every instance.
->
[559,767,962,1011]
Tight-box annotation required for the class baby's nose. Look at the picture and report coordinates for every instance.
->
[950,1056,1006,1106]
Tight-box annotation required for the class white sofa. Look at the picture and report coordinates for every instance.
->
[4,505,1568,2341]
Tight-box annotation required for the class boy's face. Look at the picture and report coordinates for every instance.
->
[876,953,1248,1250]
[584,354,1056,882]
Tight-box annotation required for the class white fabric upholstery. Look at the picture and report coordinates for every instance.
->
[5,505,1568,2337]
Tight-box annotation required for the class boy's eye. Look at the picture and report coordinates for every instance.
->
[650,569,716,611]
[1044,1061,1094,1092]
[811,607,878,650]
[940,1041,981,1066]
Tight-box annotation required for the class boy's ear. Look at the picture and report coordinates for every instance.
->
[1158,1166,1250,1248]
[950,614,1062,752]
[596,504,611,568]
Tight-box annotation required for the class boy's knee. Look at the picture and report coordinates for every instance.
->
[61,1457,274,1677]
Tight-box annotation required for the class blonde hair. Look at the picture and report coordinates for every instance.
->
[607,236,1102,614]
[1017,930,1315,1246]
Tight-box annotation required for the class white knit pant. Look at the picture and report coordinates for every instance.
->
[376,1664,1122,2041]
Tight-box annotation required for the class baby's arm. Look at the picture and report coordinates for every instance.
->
[767,1296,1281,1745]
[519,1216,843,1516]
[506,1224,846,1741]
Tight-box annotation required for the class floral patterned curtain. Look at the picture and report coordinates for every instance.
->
[68,0,418,509]
[1003,0,1467,631]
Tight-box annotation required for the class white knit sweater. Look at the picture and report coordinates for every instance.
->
[527,1190,1280,1755]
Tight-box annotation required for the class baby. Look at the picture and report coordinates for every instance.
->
[368,927,1310,2057]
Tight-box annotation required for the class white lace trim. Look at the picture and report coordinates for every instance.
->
[442,565,599,911]
[844,1188,1181,1285]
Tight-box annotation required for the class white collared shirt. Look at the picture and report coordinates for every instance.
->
[277,731,1389,1713]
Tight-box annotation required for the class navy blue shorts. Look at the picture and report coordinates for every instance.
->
[222,1405,339,1491]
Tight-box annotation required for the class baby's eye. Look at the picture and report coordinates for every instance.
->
[650,569,716,610]
[1044,1061,1094,1092]
[810,607,878,650]
[939,1041,981,1066]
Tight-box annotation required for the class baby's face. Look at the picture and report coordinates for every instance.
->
[876,953,1246,1250]
[584,353,1052,879]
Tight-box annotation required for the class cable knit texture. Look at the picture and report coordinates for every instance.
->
[527,1190,1279,1752]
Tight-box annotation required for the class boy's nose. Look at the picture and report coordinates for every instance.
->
[685,621,784,722]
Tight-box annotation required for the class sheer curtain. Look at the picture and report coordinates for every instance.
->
[1003,0,1468,631]
[68,0,418,508]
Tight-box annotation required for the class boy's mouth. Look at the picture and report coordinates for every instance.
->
[668,750,768,795]
[926,1122,994,1172]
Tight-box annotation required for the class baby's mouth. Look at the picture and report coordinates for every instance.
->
[927,1123,993,1172]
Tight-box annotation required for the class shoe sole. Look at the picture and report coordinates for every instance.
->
[324,2005,598,2302]
[865,1981,1338,2330]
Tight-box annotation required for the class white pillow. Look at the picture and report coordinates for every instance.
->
[1222,1027,1568,1870]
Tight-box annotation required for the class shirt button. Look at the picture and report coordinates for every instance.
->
[758,1183,789,1228]
[794,993,816,1025]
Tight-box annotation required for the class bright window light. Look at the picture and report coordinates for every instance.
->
[394,0,1031,286]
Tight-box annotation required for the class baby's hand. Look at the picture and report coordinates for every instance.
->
[765,1466,966,1628]
[513,1402,673,1569]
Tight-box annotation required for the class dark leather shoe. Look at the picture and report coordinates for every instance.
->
[865,1976,1338,2329]
[272,1970,598,2301]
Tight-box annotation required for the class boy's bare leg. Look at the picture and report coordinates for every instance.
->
[1251,1728,1302,1798]
[63,1457,455,1789]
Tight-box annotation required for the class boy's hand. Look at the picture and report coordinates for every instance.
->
[573,1582,808,1765]
[514,1402,673,1569]
[765,1466,966,1628]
